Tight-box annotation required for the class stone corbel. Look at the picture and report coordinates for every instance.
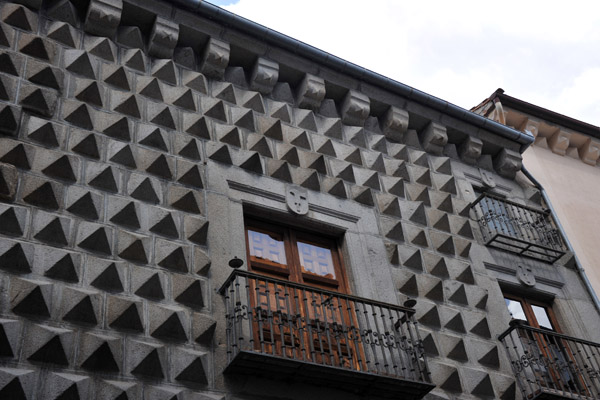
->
[84,0,122,38]
[295,74,325,110]
[381,106,408,142]
[420,121,447,156]
[520,118,540,139]
[494,148,522,179]
[458,136,482,165]
[249,58,279,95]
[579,138,600,166]
[148,16,179,59]
[340,90,370,127]
[548,129,571,156]
[200,38,230,80]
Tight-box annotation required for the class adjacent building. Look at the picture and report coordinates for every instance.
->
[0,1,599,399]
[472,88,600,301]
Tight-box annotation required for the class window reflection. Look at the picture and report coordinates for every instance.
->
[505,298,527,320]
[297,241,336,279]
[248,229,287,265]
[531,305,553,330]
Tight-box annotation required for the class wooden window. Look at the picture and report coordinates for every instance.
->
[244,218,361,369]
[504,294,559,331]
[244,218,349,293]
[504,294,587,394]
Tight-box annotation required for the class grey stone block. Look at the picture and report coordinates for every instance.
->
[107,295,144,332]
[131,266,166,301]
[148,303,189,343]
[0,162,17,202]
[127,339,166,379]
[145,385,184,400]
[171,347,209,385]
[116,230,150,264]
[78,331,122,373]
[65,186,103,221]
[18,33,57,64]
[31,209,72,247]
[193,247,211,276]
[96,379,140,400]
[59,286,101,326]
[22,323,73,366]
[0,318,21,359]
[1,3,38,32]
[155,238,190,274]
[42,372,90,399]
[192,312,216,346]
[10,277,53,318]
[0,367,36,399]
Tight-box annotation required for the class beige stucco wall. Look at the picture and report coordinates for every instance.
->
[523,146,600,298]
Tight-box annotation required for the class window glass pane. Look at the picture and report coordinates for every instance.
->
[247,229,287,265]
[531,305,554,330]
[505,298,527,321]
[297,241,336,279]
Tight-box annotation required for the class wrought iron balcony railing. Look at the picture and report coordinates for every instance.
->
[219,269,434,399]
[499,320,600,399]
[471,193,567,263]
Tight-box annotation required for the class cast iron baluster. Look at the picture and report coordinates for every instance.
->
[310,290,326,364]
[301,287,316,363]
[336,297,352,369]
[283,282,297,360]
[224,275,233,361]
[505,329,535,398]
[292,286,307,361]
[556,335,585,397]
[575,340,596,396]
[411,310,429,382]
[537,330,565,392]
[406,311,424,381]
[393,308,411,379]
[273,281,286,357]
[514,203,528,242]
[349,299,366,372]
[244,275,254,352]
[518,328,545,394]
[263,277,276,356]
[378,305,396,376]
[233,274,242,356]
[361,301,380,373]
[586,342,600,396]
[254,277,266,354]
[318,291,335,366]
[331,296,346,368]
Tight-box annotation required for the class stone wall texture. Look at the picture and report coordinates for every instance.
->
[0,1,598,399]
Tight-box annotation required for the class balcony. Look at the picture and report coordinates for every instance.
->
[499,320,600,399]
[219,270,435,399]
[471,193,567,263]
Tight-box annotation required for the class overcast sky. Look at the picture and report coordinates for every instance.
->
[207,0,600,126]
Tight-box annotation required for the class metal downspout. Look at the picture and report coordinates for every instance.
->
[521,165,600,315]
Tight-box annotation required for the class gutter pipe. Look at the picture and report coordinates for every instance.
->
[521,165,600,315]
[165,0,535,152]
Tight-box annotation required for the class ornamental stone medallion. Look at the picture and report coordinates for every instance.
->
[517,265,536,287]
[286,185,308,215]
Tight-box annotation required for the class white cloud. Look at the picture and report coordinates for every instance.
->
[223,0,600,125]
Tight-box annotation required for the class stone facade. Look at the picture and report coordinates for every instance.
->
[0,1,598,400]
